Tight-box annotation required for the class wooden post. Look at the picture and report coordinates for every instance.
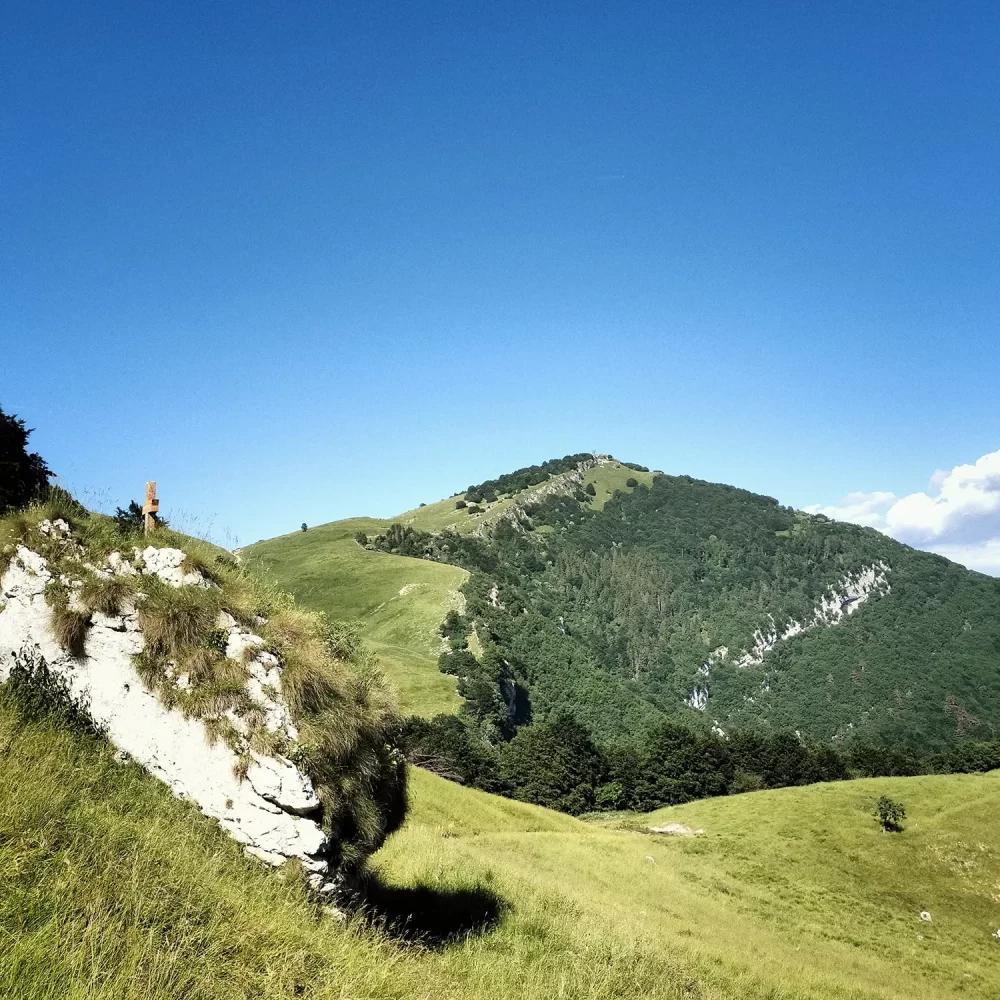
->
[142,481,160,535]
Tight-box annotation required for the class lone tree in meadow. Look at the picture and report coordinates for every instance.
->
[301,522,308,532]
[0,406,52,516]
[875,795,906,832]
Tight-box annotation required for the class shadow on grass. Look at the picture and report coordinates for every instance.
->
[346,870,509,948]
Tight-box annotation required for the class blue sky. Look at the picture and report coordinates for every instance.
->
[3,1,998,562]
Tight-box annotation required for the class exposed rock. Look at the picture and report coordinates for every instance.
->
[0,548,333,887]
[247,754,321,815]
[649,823,704,836]
[688,563,891,711]
[138,546,212,588]
[920,911,932,922]
[226,627,265,660]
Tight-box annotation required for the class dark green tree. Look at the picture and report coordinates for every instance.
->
[113,501,168,534]
[499,713,605,814]
[875,795,906,832]
[0,406,52,515]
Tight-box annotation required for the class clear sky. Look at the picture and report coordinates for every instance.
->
[3,2,998,565]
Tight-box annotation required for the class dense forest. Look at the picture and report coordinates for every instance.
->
[369,459,1000,813]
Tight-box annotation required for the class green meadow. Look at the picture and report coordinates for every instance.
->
[3,699,998,999]
[246,517,466,718]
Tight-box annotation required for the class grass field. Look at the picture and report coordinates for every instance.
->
[245,518,465,717]
[3,698,999,1000]
[582,460,656,510]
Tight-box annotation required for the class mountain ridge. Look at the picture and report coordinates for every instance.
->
[250,453,1000,755]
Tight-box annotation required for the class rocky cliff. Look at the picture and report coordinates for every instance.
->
[0,518,380,892]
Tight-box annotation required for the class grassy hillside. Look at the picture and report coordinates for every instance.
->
[581,459,656,510]
[246,518,466,717]
[3,698,999,999]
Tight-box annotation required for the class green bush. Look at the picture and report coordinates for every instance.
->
[455,500,467,509]
[0,647,97,733]
[499,714,605,815]
[585,482,596,496]
[625,477,639,488]
[875,795,906,832]
[114,500,168,535]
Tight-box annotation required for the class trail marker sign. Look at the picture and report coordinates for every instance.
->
[142,481,160,535]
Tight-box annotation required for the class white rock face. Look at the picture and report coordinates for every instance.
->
[0,546,333,887]
[689,563,891,711]
[138,546,212,588]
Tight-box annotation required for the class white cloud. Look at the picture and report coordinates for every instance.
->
[805,448,1000,576]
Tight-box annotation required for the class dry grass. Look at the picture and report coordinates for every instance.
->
[80,572,137,616]
[138,582,222,659]
[50,606,90,657]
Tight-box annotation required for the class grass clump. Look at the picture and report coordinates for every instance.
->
[138,579,222,659]
[79,571,137,616]
[43,581,90,658]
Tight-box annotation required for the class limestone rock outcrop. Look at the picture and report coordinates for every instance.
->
[0,540,335,889]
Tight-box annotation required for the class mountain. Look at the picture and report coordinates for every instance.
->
[249,455,1000,754]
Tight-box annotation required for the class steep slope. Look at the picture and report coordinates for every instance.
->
[0,501,406,882]
[3,694,999,999]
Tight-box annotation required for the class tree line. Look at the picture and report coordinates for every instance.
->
[402,708,1000,816]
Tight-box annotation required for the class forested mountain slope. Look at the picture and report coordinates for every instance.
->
[451,470,1000,751]
[293,456,1000,754]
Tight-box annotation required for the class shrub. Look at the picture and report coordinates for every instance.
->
[875,795,906,832]
[729,770,765,794]
[594,780,625,810]
[585,482,596,496]
[499,714,605,815]
[625,477,639,488]
[0,647,96,732]
[355,531,368,546]
[455,500,467,509]
[114,500,168,535]
[300,522,308,532]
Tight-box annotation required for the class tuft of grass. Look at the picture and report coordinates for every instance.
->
[233,750,252,782]
[80,572,137,617]
[51,606,90,657]
[181,551,222,585]
[43,582,90,657]
[138,581,222,659]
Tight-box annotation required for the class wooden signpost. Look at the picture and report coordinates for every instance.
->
[142,481,159,535]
